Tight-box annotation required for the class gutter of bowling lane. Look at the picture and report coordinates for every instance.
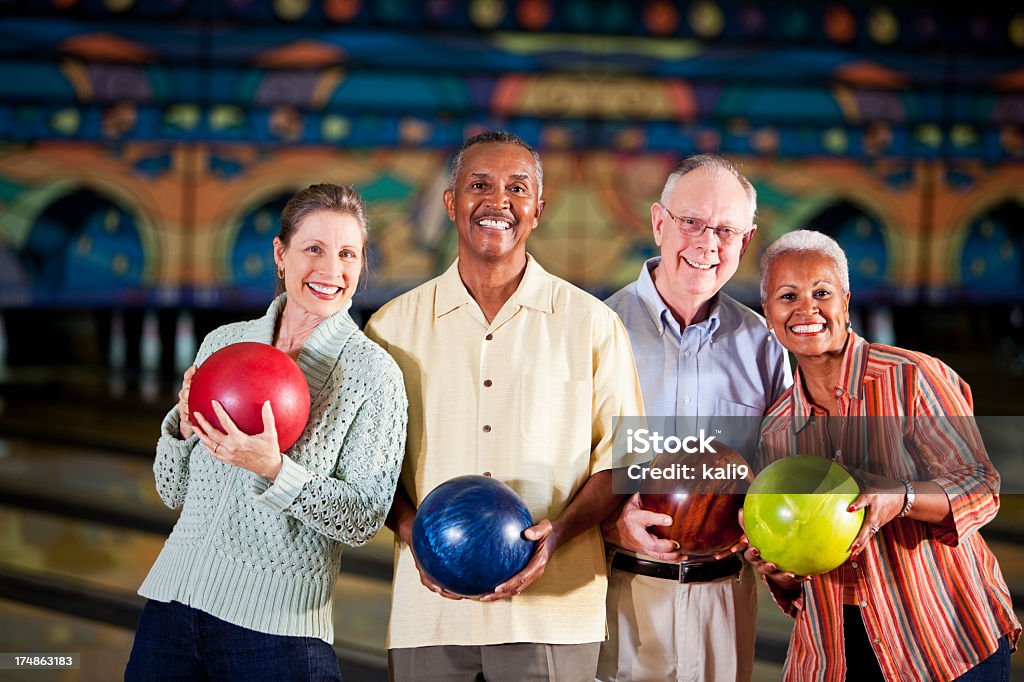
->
[0,492,395,582]
[0,564,389,680]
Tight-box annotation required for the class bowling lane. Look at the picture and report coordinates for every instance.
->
[0,593,388,682]
[2,491,777,678]
[0,437,172,525]
[331,574,391,663]
[755,584,794,646]
[751,659,784,681]
[0,382,164,455]
[0,504,162,593]
[989,493,1024,533]
[987,537,1024,603]
[0,504,394,658]
[0,598,134,682]
[0,435,395,570]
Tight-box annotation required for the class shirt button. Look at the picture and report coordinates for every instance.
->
[835,449,842,458]
[851,561,858,569]
[684,397,691,404]
[859,600,868,608]
[684,351,691,358]
[485,333,493,341]
[483,379,492,387]
[873,638,882,645]
[835,389,842,397]
[482,425,492,433]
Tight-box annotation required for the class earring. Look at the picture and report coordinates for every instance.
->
[277,267,284,280]
[845,321,852,331]
[768,327,776,335]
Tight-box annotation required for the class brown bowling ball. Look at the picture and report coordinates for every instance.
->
[638,442,753,556]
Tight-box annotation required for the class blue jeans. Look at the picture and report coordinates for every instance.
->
[124,599,342,682]
[953,634,1012,682]
[844,605,1011,681]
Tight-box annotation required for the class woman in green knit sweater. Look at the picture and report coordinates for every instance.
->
[125,184,408,681]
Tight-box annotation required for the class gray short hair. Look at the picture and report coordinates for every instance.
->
[759,229,850,302]
[448,130,543,195]
[660,154,757,225]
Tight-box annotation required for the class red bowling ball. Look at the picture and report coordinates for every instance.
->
[189,342,310,452]
[638,443,753,556]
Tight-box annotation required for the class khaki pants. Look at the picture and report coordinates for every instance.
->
[390,641,601,682]
[596,561,757,682]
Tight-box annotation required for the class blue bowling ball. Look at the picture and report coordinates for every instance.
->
[412,475,536,597]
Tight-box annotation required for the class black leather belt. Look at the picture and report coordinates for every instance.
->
[611,552,742,583]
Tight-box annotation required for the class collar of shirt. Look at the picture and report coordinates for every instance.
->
[434,254,555,321]
[635,256,722,341]
[263,292,357,344]
[257,293,358,399]
[791,331,869,431]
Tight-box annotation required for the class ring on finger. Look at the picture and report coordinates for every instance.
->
[214,442,221,453]
[869,523,880,534]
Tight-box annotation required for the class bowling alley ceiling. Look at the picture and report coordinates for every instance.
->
[0,0,1021,156]
[0,1,1022,308]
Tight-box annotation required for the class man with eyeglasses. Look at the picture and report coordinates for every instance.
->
[597,154,792,682]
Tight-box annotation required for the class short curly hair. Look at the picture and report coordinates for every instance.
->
[759,229,850,302]
[447,130,543,195]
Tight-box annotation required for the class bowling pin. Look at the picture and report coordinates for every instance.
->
[174,311,196,376]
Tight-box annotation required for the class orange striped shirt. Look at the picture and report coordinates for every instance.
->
[758,333,1020,681]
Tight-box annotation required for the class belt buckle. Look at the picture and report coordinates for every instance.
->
[677,555,739,584]
[677,560,700,584]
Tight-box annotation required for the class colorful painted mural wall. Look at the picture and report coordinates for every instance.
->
[1,0,1023,311]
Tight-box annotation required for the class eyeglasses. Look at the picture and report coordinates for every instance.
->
[661,207,748,244]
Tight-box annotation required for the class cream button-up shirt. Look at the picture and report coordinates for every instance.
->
[367,255,644,648]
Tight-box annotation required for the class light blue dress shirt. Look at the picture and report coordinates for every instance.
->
[606,257,793,458]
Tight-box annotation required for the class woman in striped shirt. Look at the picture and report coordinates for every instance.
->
[746,230,1019,681]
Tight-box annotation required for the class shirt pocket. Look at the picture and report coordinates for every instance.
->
[715,397,762,417]
[713,397,764,460]
[519,375,591,446]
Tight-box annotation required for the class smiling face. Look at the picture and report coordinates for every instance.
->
[443,141,544,267]
[653,166,755,306]
[273,210,364,320]
[762,251,851,362]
